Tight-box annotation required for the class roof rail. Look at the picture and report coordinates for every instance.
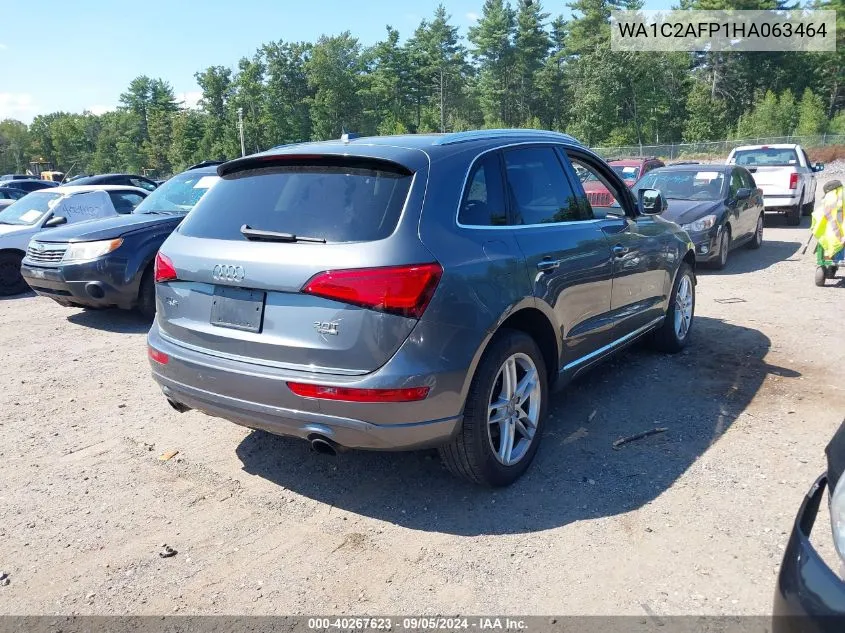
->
[187,160,225,170]
[436,129,583,147]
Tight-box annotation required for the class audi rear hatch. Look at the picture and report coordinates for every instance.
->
[153,153,439,375]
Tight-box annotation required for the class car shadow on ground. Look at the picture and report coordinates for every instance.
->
[764,214,810,229]
[235,316,799,535]
[698,239,802,276]
[66,308,152,334]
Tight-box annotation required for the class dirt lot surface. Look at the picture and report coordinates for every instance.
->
[1,182,843,617]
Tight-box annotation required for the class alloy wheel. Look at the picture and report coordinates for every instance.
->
[674,275,693,341]
[486,353,541,466]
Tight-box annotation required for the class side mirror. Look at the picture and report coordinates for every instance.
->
[638,188,667,215]
[43,216,67,228]
[813,162,824,172]
[735,187,751,201]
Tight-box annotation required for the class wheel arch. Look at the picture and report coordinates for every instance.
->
[0,247,26,257]
[461,302,561,400]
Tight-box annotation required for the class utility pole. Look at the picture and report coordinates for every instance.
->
[238,107,246,157]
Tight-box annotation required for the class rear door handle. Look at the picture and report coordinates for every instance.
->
[536,259,561,272]
[612,244,629,258]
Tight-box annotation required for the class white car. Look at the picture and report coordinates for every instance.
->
[0,184,148,295]
[726,144,823,226]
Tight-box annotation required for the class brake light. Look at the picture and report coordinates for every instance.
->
[789,173,799,190]
[154,251,177,283]
[302,263,442,319]
[148,346,169,365]
[287,382,429,402]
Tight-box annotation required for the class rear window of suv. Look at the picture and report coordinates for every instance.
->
[178,159,413,243]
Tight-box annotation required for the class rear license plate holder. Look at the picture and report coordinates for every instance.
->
[210,286,265,333]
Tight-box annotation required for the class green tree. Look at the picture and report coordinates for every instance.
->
[416,6,468,132]
[361,27,414,135]
[232,54,268,154]
[468,0,516,127]
[195,65,235,159]
[0,119,29,174]
[262,41,313,144]
[776,89,798,135]
[684,80,727,141]
[534,16,569,131]
[795,88,827,135]
[305,32,364,139]
[168,110,206,171]
[513,0,551,125]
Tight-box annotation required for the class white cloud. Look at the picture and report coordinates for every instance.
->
[0,43,7,50]
[87,104,114,116]
[177,90,202,110]
[0,93,37,120]
[466,12,480,22]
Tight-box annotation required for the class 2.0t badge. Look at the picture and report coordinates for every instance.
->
[212,264,245,283]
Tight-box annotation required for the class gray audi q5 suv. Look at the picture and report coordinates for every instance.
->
[148,129,696,486]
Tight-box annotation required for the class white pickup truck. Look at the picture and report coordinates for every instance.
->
[726,144,824,226]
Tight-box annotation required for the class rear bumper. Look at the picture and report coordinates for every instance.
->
[147,322,463,451]
[764,194,801,210]
[773,474,845,633]
[21,259,136,310]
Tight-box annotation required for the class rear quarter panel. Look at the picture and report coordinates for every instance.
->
[417,144,540,400]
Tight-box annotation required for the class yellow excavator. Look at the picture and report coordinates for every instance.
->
[28,159,65,182]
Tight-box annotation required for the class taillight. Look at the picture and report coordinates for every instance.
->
[789,173,799,190]
[154,251,177,283]
[302,263,442,319]
[148,346,169,365]
[287,382,429,403]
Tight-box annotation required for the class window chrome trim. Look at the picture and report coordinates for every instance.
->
[455,141,610,230]
[562,316,665,373]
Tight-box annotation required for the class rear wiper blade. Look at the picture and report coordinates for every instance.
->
[240,224,326,243]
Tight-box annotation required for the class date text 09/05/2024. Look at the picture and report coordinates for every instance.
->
[307,618,528,631]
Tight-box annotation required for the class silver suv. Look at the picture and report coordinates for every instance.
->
[148,130,696,486]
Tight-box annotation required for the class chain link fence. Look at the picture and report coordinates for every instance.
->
[592,134,845,161]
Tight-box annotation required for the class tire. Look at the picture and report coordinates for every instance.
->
[815,266,827,287]
[651,262,695,353]
[712,226,731,270]
[803,199,815,217]
[787,193,803,226]
[746,213,763,250]
[439,329,548,487]
[137,268,156,319]
[0,251,28,296]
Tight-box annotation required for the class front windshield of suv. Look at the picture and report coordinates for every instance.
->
[635,170,725,201]
[132,172,220,215]
[0,191,62,226]
[612,165,640,180]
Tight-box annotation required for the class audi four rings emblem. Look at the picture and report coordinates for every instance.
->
[212,265,245,282]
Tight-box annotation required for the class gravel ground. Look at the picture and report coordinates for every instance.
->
[0,171,843,616]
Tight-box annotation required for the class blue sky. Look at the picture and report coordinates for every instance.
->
[0,0,670,123]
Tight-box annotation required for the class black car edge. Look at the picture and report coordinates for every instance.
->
[774,417,845,632]
[20,164,219,318]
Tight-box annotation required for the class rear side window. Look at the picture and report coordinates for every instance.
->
[504,147,586,224]
[459,153,507,226]
[179,161,413,243]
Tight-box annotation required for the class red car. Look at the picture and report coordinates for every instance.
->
[581,157,665,208]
